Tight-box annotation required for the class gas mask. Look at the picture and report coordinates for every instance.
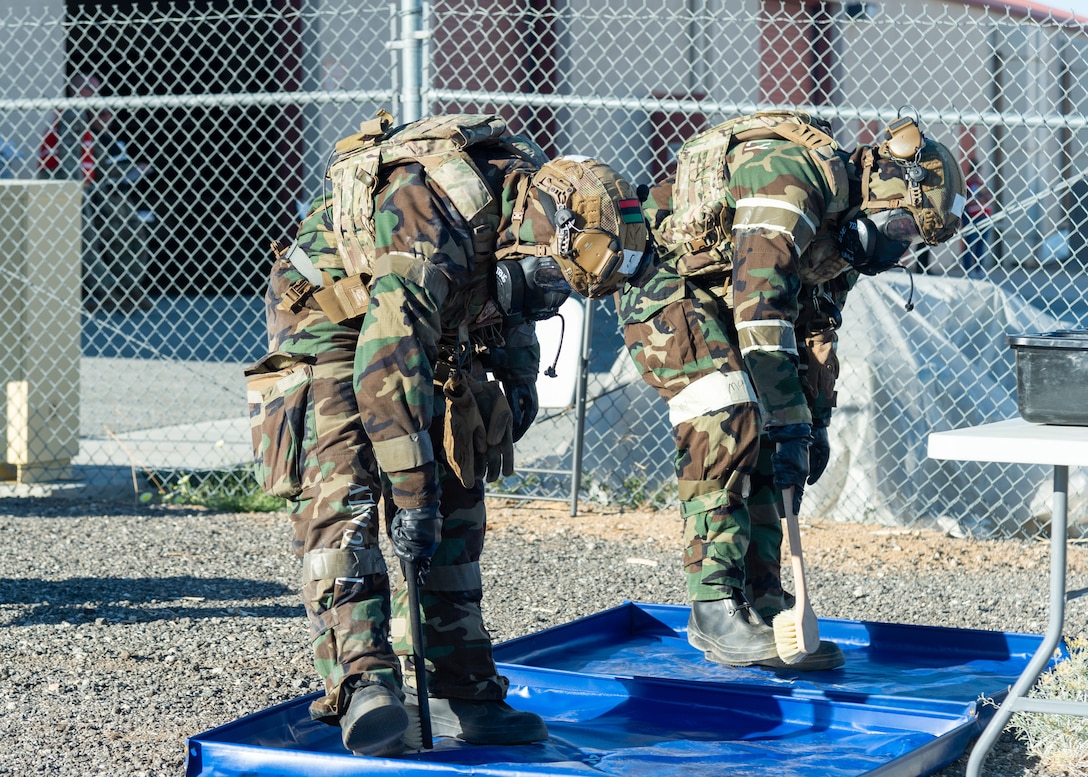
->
[837,207,923,276]
[493,254,572,324]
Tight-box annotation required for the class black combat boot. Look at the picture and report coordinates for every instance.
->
[404,689,548,745]
[748,588,796,621]
[688,590,779,665]
[751,639,846,671]
[340,683,409,757]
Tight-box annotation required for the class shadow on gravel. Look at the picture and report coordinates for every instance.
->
[0,499,270,519]
[0,575,299,625]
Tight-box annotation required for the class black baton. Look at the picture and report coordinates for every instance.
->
[404,560,433,749]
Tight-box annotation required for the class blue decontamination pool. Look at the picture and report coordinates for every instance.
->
[186,602,1052,777]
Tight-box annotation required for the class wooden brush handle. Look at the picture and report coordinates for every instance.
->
[782,485,821,654]
[782,486,808,608]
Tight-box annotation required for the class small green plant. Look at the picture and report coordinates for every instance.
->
[1007,634,1088,775]
[145,467,287,513]
[579,470,676,510]
[619,475,648,507]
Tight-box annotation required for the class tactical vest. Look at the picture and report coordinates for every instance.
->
[292,111,548,323]
[658,110,848,281]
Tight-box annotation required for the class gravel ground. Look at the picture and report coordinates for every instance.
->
[1,495,1086,777]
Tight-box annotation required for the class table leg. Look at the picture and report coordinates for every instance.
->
[965,464,1068,777]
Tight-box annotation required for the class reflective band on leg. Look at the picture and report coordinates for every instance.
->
[420,561,482,592]
[668,371,757,426]
[390,616,407,641]
[678,478,727,501]
[302,547,388,582]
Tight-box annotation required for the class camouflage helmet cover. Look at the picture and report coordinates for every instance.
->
[861,130,967,246]
[530,156,650,298]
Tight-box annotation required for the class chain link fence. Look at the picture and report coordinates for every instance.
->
[1,0,1087,537]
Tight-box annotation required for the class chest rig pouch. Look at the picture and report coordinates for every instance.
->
[659,111,846,283]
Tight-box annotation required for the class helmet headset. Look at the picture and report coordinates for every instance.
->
[497,156,650,300]
[841,107,966,276]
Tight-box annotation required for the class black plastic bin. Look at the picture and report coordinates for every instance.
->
[1007,330,1088,425]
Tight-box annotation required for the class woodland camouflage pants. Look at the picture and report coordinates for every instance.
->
[251,259,506,725]
[622,278,786,609]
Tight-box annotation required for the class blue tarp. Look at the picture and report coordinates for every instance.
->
[186,602,1048,777]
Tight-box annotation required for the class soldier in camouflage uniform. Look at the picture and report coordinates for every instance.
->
[619,111,965,670]
[246,112,649,756]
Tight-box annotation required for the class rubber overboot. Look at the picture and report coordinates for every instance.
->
[405,691,548,745]
[750,639,846,671]
[749,589,796,622]
[340,683,409,757]
[687,591,779,666]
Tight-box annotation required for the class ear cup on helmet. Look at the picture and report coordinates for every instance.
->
[570,230,623,280]
[882,115,924,161]
[531,155,650,298]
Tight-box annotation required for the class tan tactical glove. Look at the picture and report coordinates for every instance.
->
[443,375,486,488]
[474,380,515,482]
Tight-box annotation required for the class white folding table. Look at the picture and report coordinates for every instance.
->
[927,417,1088,777]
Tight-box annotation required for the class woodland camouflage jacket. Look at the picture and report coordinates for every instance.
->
[621,138,857,429]
[293,147,552,508]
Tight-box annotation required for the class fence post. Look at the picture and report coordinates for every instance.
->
[398,0,424,122]
[568,301,595,517]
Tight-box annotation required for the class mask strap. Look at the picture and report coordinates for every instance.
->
[860,145,910,213]
[859,147,876,211]
[495,173,535,261]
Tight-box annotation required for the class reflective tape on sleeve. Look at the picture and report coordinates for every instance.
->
[734,196,817,237]
[736,319,798,356]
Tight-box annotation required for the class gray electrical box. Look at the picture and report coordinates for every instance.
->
[0,180,82,483]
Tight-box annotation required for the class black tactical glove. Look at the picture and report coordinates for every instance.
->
[390,504,442,572]
[808,424,830,485]
[504,381,539,442]
[766,423,811,514]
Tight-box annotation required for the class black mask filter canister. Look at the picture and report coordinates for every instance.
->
[493,255,573,323]
[838,207,922,276]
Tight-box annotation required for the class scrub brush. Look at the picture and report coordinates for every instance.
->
[772,486,821,664]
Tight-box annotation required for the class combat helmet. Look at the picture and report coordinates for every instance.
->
[527,156,651,298]
[859,112,966,246]
[838,111,967,275]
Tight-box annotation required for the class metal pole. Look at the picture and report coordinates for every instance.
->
[388,2,400,119]
[965,464,1070,777]
[569,299,594,517]
[399,0,423,123]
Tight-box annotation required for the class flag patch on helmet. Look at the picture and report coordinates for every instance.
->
[618,199,643,223]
